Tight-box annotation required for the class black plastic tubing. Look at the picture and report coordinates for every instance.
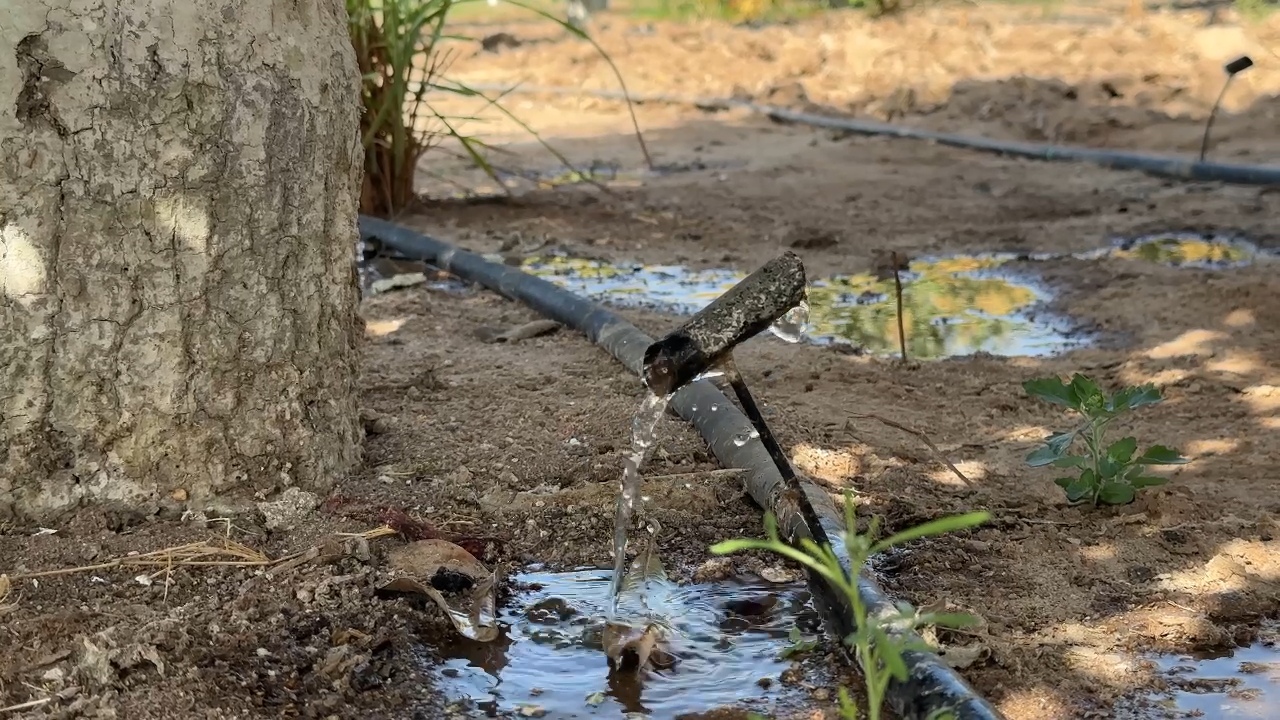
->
[358,215,1007,720]
[458,82,1280,186]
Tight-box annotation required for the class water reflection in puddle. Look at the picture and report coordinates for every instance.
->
[436,568,822,718]
[1078,232,1272,269]
[356,230,1272,356]
[518,254,1080,359]
[1125,632,1280,719]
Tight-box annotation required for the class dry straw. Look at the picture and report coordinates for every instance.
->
[3,526,398,594]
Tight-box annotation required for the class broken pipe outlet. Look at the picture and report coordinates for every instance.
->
[642,251,807,397]
[358,216,1007,720]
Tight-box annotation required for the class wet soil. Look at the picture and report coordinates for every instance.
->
[5,4,1280,719]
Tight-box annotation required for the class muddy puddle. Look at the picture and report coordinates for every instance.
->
[517,253,1080,359]
[434,568,825,718]
[1121,630,1280,719]
[355,232,1271,356]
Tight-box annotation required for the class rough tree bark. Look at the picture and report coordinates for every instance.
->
[0,0,364,520]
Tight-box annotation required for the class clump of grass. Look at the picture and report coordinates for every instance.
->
[348,0,453,216]
[347,0,650,217]
[714,492,989,720]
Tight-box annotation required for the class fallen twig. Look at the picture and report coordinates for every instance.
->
[0,696,51,714]
[843,414,971,487]
[892,251,908,363]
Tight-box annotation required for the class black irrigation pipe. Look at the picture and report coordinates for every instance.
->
[359,215,1006,720]
[460,82,1280,186]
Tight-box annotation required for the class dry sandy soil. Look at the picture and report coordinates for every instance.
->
[4,4,1280,720]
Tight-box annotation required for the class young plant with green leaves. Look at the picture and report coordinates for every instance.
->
[712,493,989,720]
[1023,374,1189,506]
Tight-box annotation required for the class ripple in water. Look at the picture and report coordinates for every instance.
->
[435,569,824,718]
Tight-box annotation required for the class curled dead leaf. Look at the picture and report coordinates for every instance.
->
[602,621,674,673]
[918,600,992,670]
[934,641,991,669]
[369,272,427,295]
[380,539,499,642]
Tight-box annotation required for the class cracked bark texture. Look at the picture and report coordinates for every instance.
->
[0,0,364,520]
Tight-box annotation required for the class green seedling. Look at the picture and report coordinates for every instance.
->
[1023,374,1189,506]
[712,493,989,720]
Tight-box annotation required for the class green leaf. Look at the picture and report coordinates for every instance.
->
[1022,376,1076,408]
[872,511,990,553]
[1109,384,1162,412]
[1025,431,1075,467]
[1098,482,1136,505]
[874,626,910,682]
[1026,445,1061,467]
[1098,454,1124,480]
[1053,477,1075,489]
[1064,481,1093,503]
[1137,445,1190,465]
[1129,475,1170,489]
[1062,469,1096,503]
[1106,436,1138,464]
[917,612,978,629]
[1068,374,1105,413]
[1051,455,1089,469]
[837,687,857,718]
[709,538,770,555]
[1047,430,1077,455]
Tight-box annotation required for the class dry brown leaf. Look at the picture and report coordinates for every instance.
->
[934,641,991,669]
[380,539,498,642]
[602,621,673,673]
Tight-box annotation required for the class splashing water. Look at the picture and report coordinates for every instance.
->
[435,566,826,718]
[769,300,810,343]
[610,392,671,607]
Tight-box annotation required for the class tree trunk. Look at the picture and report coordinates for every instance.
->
[0,0,364,520]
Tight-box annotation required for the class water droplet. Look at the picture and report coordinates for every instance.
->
[690,404,698,412]
[710,405,719,412]
[769,300,810,343]
[732,429,760,446]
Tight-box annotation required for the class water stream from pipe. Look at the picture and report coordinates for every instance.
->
[608,301,811,609]
[609,391,671,607]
